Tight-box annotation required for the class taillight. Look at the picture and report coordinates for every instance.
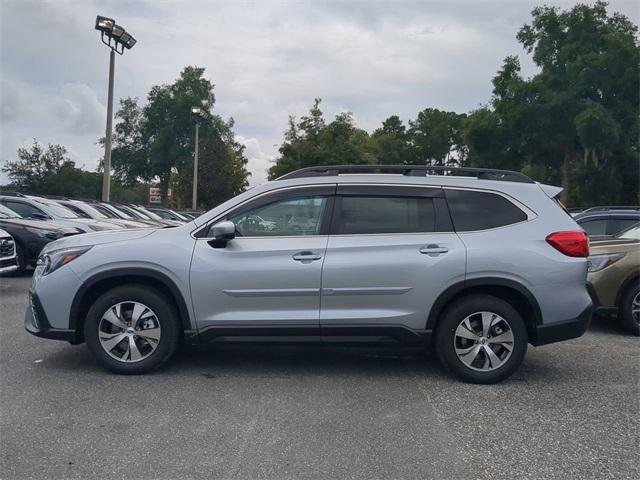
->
[546,231,589,257]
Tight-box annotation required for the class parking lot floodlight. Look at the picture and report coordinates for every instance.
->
[95,15,137,202]
[111,24,125,39]
[125,36,137,48]
[95,15,115,32]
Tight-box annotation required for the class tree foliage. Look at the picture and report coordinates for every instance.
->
[1,140,102,198]
[269,2,638,206]
[110,66,249,208]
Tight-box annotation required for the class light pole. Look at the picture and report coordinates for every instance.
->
[190,107,211,210]
[95,15,137,201]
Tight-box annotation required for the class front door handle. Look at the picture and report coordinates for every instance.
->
[292,251,322,262]
[420,244,449,256]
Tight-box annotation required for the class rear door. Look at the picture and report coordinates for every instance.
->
[319,184,466,333]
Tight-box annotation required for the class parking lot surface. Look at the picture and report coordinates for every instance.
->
[1,272,638,480]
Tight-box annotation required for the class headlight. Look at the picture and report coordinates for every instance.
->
[35,246,92,277]
[26,227,63,240]
[88,223,109,231]
[587,253,626,273]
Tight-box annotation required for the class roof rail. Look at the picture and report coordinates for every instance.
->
[277,165,534,184]
[39,194,70,201]
[581,206,640,213]
[0,191,27,197]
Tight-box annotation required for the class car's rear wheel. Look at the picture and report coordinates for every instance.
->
[84,285,181,374]
[620,284,640,336]
[435,295,528,384]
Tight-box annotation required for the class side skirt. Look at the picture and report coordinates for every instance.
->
[184,324,433,346]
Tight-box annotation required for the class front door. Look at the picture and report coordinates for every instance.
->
[319,185,466,333]
[190,185,335,333]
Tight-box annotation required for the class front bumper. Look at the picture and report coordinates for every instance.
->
[531,302,593,346]
[24,291,80,344]
[0,257,18,274]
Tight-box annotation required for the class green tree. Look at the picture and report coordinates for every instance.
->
[371,116,412,165]
[268,99,375,179]
[108,66,250,208]
[1,140,101,197]
[408,109,467,165]
[466,1,639,205]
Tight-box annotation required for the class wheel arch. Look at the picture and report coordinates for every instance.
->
[615,271,640,310]
[427,278,543,342]
[70,268,193,339]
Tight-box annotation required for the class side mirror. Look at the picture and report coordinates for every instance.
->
[32,212,49,220]
[210,220,235,241]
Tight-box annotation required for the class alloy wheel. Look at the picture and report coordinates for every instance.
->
[453,311,514,371]
[98,301,161,363]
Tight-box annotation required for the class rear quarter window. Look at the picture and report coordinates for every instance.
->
[445,189,528,231]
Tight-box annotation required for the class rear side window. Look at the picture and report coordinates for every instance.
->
[445,190,528,231]
[580,219,607,236]
[332,196,435,234]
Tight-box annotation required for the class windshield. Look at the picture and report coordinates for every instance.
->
[0,204,20,218]
[617,223,640,240]
[118,205,149,220]
[134,206,163,221]
[32,198,80,219]
[73,202,109,219]
[102,204,132,219]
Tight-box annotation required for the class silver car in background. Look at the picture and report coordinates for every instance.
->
[25,165,593,383]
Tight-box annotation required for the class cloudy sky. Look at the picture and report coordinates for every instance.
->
[1,0,638,186]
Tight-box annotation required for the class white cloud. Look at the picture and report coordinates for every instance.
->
[237,136,275,186]
[1,0,638,186]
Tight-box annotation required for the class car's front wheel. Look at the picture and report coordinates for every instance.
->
[435,295,528,384]
[84,285,181,374]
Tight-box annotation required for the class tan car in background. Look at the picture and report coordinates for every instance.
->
[587,223,640,335]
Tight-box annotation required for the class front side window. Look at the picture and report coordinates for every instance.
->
[228,196,328,237]
[445,189,528,231]
[332,196,435,235]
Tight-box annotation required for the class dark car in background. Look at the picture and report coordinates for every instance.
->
[0,194,120,233]
[0,204,80,273]
[575,206,640,240]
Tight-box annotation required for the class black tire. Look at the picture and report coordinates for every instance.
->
[435,294,528,384]
[619,283,640,336]
[84,284,181,374]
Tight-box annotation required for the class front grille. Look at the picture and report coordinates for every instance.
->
[0,238,15,258]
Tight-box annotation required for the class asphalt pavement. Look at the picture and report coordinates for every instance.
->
[1,272,638,480]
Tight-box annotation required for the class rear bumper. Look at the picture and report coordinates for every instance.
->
[531,302,593,346]
[24,291,80,344]
[586,281,618,316]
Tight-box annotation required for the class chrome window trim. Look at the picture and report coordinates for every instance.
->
[192,182,538,239]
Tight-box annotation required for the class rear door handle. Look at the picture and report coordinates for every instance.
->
[420,244,449,256]
[292,251,322,262]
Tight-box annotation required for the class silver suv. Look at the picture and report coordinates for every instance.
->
[25,166,593,383]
